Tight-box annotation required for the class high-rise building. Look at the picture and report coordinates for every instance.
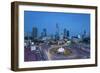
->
[82,30,86,38]
[55,23,59,40]
[32,27,38,40]
[63,28,67,39]
[43,28,47,37]
[63,28,70,39]
[24,32,28,40]
[67,30,69,38]
[24,32,31,40]
[40,28,47,39]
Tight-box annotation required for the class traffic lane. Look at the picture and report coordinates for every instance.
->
[70,44,90,59]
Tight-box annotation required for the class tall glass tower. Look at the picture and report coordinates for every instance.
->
[55,23,59,40]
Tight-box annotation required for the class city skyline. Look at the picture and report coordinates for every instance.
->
[24,11,90,61]
[24,11,90,37]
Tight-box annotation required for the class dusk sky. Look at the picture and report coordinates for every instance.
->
[24,11,90,37]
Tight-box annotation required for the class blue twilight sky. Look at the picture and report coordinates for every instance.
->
[24,11,90,37]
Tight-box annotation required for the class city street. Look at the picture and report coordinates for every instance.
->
[24,43,90,61]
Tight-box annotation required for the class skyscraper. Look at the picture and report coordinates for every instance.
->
[63,28,67,39]
[55,23,59,40]
[43,28,47,37]
[82,30,86,38]
[40,28,47,39]
[24,32,31,40]
[32,27,38,40]
[67,30,69,38]
[63,28,70,39]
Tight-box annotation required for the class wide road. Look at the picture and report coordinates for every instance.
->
[47,43,90,60]
[24,43,90,61]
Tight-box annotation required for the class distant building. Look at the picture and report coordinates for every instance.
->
[72,36,80,43]
[60,33,63,40]
[50,34,54,40]
[42,28,47,37]
[63,28,67,39]
[55,32,59,40]
[32,27,38,40]
[40,28,47,39]
[24,32,32,41]
[55,23,60,40]
[40,32,43,39]
[30,42,37,51]
[63,28,69,39]
[41,36,51,41]
[82,30,86,39]
[77,34,81,39]
[67,30,69,38]
[58,40,65,45]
